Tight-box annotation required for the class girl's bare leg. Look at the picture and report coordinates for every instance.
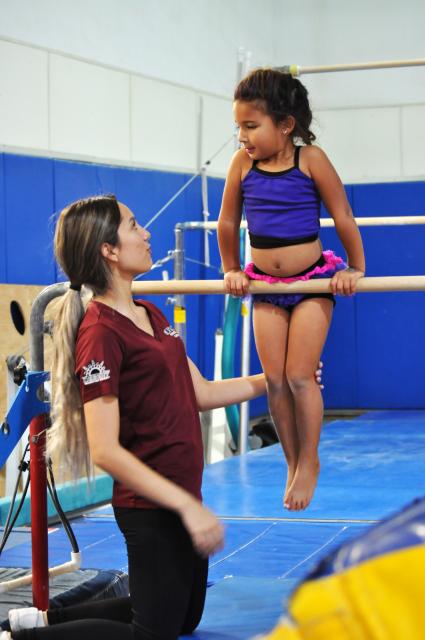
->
[252,302,299,504]
[285,298,333,511]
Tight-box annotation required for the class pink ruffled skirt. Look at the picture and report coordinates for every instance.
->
[244,250,346,310]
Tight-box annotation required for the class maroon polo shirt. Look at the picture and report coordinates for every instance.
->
[75,300,204,509]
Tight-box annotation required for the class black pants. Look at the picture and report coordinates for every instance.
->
[13,508,208,640]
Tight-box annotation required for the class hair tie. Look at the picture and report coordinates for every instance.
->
[69,283,82,292]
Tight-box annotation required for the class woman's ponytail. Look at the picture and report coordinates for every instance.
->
[46,195,121,479]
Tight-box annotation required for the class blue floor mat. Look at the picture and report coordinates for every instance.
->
[203,413,425,521]
[1,411,424,638]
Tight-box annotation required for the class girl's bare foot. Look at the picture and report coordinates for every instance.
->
[285,458,320,511]
[283,464,297,508]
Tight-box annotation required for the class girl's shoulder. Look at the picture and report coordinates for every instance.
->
[299,144,328,162]
[234,147,253,182]
[226,148,252,185]
[298,145,329,177]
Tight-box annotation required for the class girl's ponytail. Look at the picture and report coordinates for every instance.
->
[289,79,316,145]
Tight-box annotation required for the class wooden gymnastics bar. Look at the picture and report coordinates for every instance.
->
[321,216,425,227]
[132,276,425,296]
[277,58,425,77]
[179,216,425,232]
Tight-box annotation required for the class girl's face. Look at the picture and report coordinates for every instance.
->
[233,100,286,160]
[112,203,152,276]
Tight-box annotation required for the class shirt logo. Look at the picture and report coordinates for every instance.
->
[82,360,111,385]
[163,326,179,338]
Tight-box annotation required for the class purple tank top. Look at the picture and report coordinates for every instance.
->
[241,147,321,248]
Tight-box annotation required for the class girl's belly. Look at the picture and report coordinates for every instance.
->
[251,239,323,277]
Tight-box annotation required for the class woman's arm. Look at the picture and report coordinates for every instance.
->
[306,146,365,295]
[187,358,266,411]
[188,359,324,411]
[84,395,224,556]
[217,150,250,296]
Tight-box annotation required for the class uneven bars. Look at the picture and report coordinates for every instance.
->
[177,216,425,232]
[132,276,425,296]
[277,59,425,77]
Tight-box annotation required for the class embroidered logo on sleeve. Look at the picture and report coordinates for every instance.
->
[82,360,111,385]
[163,326,179,338]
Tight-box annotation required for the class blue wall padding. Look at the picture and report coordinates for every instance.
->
[352,181,425,216]
[319,220,425,409]
[1,151,424,410]
[356,292,425,408]
[4,154,55,284]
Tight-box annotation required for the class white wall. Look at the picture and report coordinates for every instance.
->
[0,0,279,97]
[274,0,425,109]
[0,38,235,176]
[0,0,424,182]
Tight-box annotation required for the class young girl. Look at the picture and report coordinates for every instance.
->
[218,68,365,512]
[2,194,269,640]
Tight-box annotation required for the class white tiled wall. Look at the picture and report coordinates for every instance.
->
[49,54,130,161]
[131,76,199,171]
[200,95,235,176]
[0,40,49,149]
[401,105,425,178]
[315,107,402,182]
[0,38,424,182]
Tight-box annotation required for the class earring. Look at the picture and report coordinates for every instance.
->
[282,129,288,135]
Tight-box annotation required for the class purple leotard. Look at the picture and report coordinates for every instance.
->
[241,146,321,248]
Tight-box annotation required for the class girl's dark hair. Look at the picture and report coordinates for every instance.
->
[234,68,316,145]
[48,194,121,479]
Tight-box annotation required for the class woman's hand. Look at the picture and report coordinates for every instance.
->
[331,267,364,296]
[179,499,225,557]
[224,269,250,297]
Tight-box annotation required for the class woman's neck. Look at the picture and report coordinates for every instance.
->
[94,278,137,315]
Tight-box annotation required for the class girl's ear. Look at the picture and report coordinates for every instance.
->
[100,242,119,263]
[281,115,296,133]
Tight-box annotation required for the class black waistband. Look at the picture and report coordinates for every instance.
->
[249,232,318,249]
[253,253,326,278]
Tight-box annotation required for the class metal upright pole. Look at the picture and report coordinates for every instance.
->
[201,166,211,268]
[173,227,187,345]
[238,229,252,455]
[29,282,68,608]
[236,48,252,455]
[29,413,49,608]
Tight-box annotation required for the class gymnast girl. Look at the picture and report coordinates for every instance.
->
[218,68,365,511]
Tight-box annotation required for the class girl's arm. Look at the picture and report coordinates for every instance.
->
[84,395,224,556]
[187,357,266,411]
[188,359,324,411]
[217,150,250,296]
[306,146,365,295]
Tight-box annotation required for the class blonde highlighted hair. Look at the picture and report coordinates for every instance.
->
[47,195,121,478]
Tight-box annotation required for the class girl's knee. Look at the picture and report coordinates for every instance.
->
[286,370,314,395]
[265,374,288,394]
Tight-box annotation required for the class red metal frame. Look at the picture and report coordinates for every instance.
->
[29,414,49,608]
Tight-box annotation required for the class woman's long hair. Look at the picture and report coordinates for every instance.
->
[47,194,121,479]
